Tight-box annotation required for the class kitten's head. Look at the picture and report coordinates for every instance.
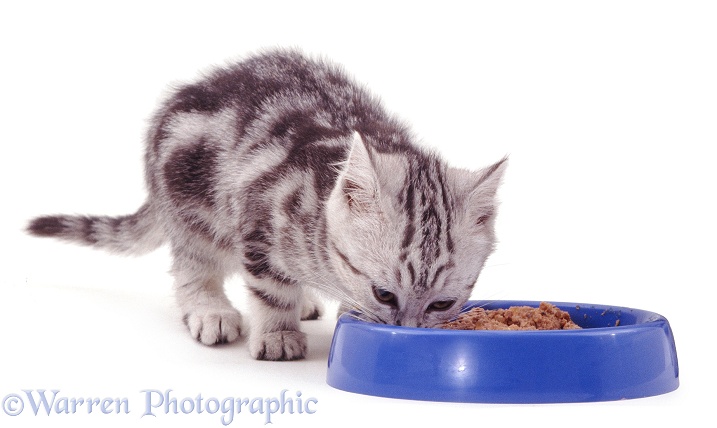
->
[326,133,506,327]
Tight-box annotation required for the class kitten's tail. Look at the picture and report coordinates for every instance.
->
[26,202,165,256]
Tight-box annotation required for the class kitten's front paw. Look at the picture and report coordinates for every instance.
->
[250,331,307,361]
[301,298,323,321]
[183,307,243,345]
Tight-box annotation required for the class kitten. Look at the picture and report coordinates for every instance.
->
[27,49,506,361]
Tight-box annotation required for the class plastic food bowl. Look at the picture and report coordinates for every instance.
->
[326,300,679,403]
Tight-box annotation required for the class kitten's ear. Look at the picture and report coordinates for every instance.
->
[337,132,380,212]
[454,157,508,226]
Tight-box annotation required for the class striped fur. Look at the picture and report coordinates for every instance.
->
[27,49,506,360]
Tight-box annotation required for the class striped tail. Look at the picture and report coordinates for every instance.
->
[26,203,165,255]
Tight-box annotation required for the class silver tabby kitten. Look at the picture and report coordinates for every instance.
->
[27,49,506,361]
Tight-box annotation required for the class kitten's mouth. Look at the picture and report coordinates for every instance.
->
[394,320,424,328]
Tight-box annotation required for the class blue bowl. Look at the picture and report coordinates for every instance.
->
[326,300,679,403]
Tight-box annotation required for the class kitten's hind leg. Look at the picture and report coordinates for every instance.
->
[246,278,307,361]
[173,257,242,345]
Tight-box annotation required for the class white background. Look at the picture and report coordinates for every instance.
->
[1,1,715,426]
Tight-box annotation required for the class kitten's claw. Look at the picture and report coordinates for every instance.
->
[183,307,243,345]
[250,331,307,361]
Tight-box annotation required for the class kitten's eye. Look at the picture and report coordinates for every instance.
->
[373,287,398,307]
[428,300,456,311]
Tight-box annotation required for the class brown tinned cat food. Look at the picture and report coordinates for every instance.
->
[441,302,582,331]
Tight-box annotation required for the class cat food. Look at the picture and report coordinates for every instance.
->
[441,302,581,330]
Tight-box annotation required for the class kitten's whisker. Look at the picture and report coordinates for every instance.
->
[300,273,384,324]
